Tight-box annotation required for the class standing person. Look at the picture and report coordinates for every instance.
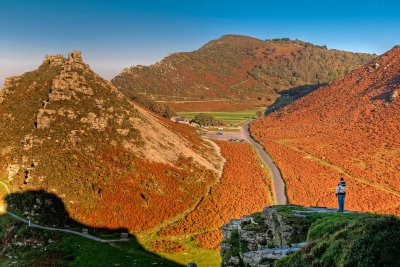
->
[336,177,347,212]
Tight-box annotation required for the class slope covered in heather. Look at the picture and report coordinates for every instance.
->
[251,46,400,215]
[112,35,374,111]
[0,51,224,233]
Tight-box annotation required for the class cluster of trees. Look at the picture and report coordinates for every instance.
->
[266,38,328,49]
[124,91,176,118]
[190,113,225,127]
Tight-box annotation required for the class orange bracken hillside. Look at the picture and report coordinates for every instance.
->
[0,52,224,232]
[112,35,374,111]
[157,141,273,250]
[251,46,400,215]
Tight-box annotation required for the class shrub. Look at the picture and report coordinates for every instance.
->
[190,113,225,127]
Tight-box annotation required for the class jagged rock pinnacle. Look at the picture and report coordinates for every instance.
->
[68,51,82,63]
[43,54,65,66]
[42,51,83,66]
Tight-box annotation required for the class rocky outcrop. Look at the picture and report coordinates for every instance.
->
[47,51,93,102]
[389,89,399,102]
[43,54,65,66]
[68,51,83,63]
[1,76,22,103]
[36,109,57,129]
[220,206,347,267]
[42,51,83,66]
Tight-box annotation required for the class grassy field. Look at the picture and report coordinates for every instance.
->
[137,232,221,267]
[275,208,400,267]
[178,109,263,126]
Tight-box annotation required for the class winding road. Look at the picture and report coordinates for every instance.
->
[242,121,288,205]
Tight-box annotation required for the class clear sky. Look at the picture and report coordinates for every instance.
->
[1,0,399,85]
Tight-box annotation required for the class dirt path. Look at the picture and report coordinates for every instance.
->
[141,146,225,237]
[0,181,10,194]
[6,211,129,243]
[0,181,128,243]
[242,122,288,205]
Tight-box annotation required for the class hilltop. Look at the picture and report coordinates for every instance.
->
[0,51,224,233]
[112,35,375,111]
[251,46,400,215]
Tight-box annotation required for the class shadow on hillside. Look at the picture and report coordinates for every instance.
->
[1,190,183,266]
[370,91,391,101]
[265,83,327,115]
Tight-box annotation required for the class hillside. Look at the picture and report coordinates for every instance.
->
[0,190,182,266]
[221,205,400,267]
[0,51,224,234]
[112,35,375,111]
[251,46,400,215]
[0,52,279,266]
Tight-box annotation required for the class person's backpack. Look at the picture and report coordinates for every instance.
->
[338,184,346,194]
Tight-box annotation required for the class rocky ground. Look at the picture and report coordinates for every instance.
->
[220,205,400,267]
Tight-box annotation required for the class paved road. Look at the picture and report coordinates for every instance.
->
[242,122,288,205]
[0,181,128,243]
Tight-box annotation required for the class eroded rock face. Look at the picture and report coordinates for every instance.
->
[68,51,82,63]
[220,206,324,267]
[36,109,57,129]
[43,54,65,66]
[6,164,20,182]
[47,51,93,102]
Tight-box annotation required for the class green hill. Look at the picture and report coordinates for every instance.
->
[112,35,375,111]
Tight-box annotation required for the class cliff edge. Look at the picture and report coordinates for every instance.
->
[221,205,400,267]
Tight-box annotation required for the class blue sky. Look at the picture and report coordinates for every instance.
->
[1,0,399,85]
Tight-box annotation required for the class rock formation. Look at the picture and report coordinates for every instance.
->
[221,205,314,267]
[221,205,400,267]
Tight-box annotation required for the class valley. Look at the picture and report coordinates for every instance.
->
[0,35,399,267]
[0,51,276,266]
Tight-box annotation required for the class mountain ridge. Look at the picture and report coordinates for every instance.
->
[112,34,375,111]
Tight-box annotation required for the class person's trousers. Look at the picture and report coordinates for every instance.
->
[338,194,345,212]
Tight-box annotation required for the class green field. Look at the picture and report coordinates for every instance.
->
[178,109,263,126]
